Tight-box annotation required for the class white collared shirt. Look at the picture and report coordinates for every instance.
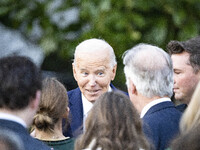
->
[0,112,27,128]
[140,97,171,118]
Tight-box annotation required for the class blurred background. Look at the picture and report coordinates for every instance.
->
[0,0,200,92]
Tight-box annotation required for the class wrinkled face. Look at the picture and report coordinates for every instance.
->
[73,49,116,103]
[172,52,200,104]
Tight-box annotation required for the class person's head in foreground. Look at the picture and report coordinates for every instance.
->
[75,91,150,150]
[0,55,42,127]
[32,77,69,140]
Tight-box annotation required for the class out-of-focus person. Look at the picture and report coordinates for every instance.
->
[32,78,74,150]
[0,56,50,150]
[168,80,200,150]
[0,128,24,150]
[75,91,150,150]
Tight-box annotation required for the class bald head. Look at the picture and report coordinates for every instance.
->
[124,44,170,72]
[72,38,117,102]
[73,38,117,67]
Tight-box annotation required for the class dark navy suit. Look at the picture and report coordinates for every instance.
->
[63,84,126,137]
[142,101,182,150]
[0,119,50,150]
[175,103,187,112]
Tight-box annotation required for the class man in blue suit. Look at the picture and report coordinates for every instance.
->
[123,44,182,150]
[63,38,124,137]
[0,56,50,150]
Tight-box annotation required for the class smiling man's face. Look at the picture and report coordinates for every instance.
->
[73,49,116,103]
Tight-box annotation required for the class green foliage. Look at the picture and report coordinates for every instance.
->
[1,0,200,90]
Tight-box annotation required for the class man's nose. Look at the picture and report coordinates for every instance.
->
[89,75,97,86]
[173,75,176,84]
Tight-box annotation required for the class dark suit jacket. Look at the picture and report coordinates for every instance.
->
[0,119,50,150]
[142,101,182,150]
[175,103,187,112]
[63,84,126,137]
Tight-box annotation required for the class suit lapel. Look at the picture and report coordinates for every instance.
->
[68,88,83,134]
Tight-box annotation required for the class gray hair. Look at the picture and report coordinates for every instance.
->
[73,38,117,67]
[123,43,173,98]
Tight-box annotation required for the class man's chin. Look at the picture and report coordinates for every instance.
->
[175,95,187,104]
[86,95,100,103]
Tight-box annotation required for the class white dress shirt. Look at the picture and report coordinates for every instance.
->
[140,97,171,118]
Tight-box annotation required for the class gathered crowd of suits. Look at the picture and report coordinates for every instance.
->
[2,36,200,150]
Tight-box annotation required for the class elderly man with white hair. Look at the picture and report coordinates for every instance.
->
[123,43,182,150]
[63,38,126,137]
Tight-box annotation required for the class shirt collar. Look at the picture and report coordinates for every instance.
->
[140,97,171,118]
[0,112,27,128]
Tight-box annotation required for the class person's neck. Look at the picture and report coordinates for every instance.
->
[135,95,162,114]
[0,108,28,126]
[35,119,68,141]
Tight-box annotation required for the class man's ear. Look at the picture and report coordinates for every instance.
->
[30,90,41,110]
[128,80,137,95]
[111,64,117,81]
[72,63,77,81]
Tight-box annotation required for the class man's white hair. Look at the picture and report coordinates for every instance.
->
[73,38,117,67]
[123,43,173,98]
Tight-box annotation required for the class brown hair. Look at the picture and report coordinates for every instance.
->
[170,124,200,150]
[0,56,41,110]
[167,36,200,73]
[32,78,68,132]
[75,91,150,150]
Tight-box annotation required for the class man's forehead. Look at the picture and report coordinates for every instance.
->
[75,52,110,64]
[76,48,110,56]
[79,66,107,71]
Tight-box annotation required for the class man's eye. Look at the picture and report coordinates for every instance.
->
[82,72,88,76]
[174,72,181,75]
[98,72,103,75]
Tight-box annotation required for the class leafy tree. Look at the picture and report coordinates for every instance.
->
[1,0,200,90]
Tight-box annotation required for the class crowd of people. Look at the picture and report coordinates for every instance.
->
[0,36,200,150]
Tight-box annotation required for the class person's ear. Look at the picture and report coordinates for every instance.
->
[63,107,69,118]
[128,80,137,95]
[111,64,117,81]
[30,90,41,110]
[72,63,78,81]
